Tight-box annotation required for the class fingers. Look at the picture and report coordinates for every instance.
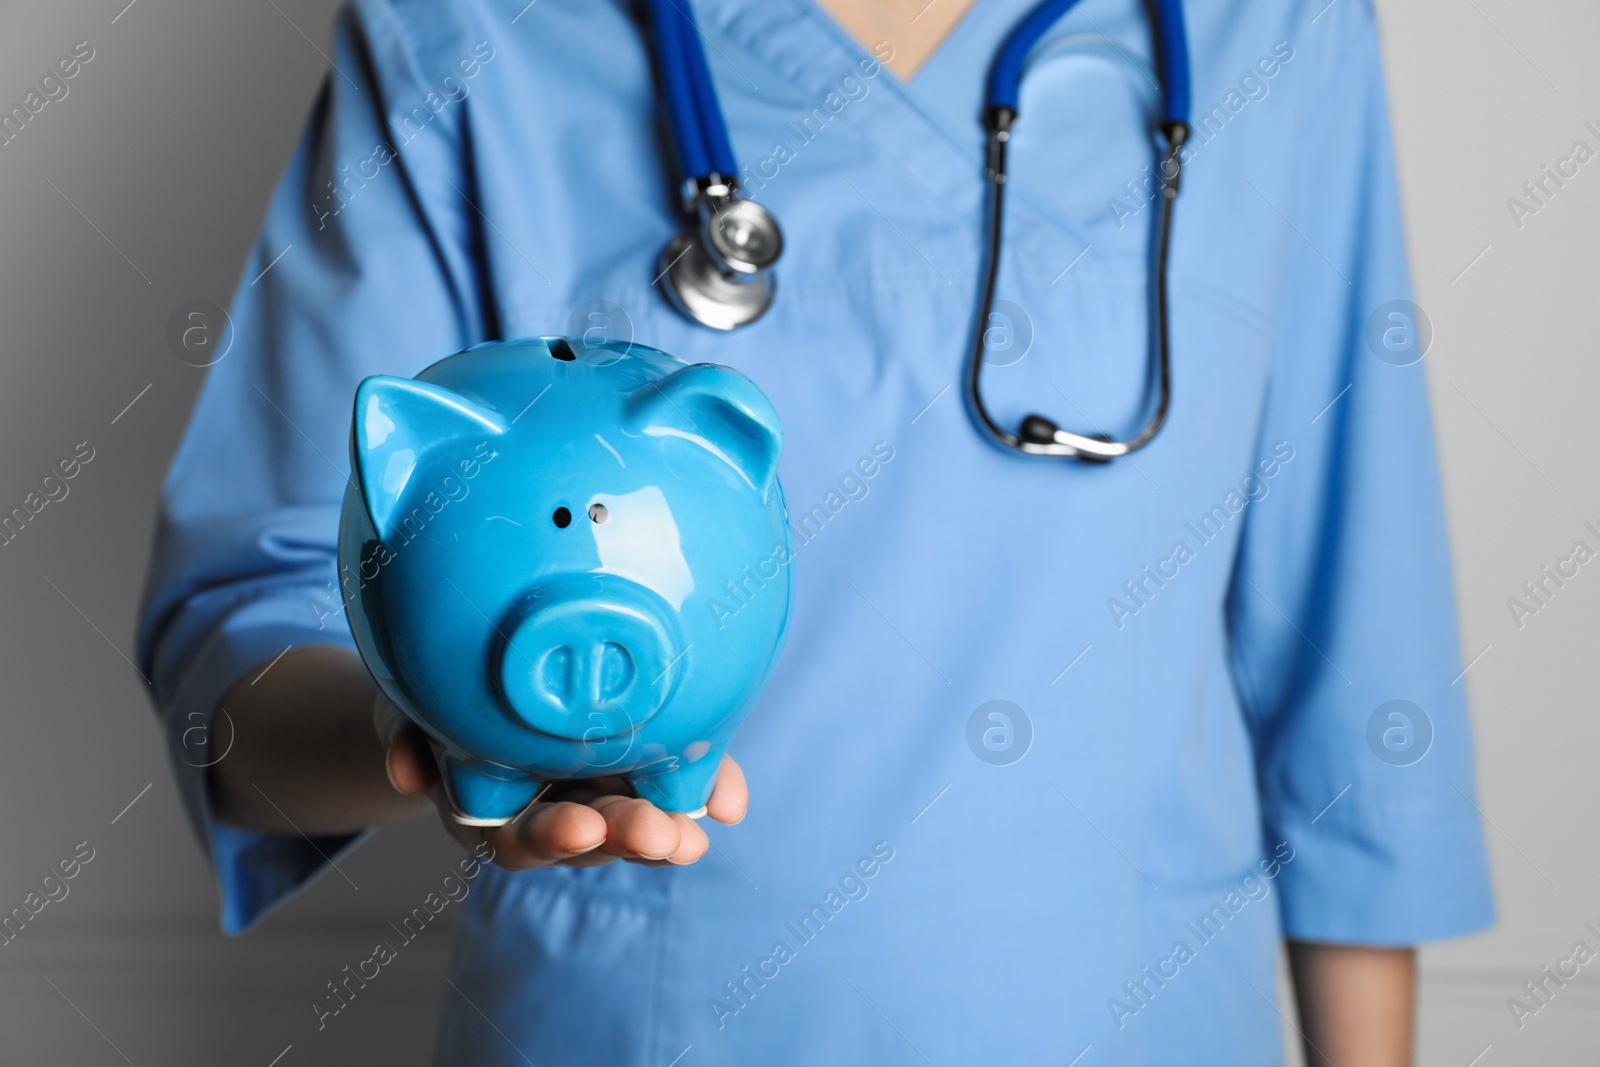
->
[385,723,440,796]
[659,812,709,865]
[474,793,711,870]
[434,760,745,871]
[484,801,610,872]
[705,756,748,826]
[589,795,685,860]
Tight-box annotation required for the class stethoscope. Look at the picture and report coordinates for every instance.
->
[648,0,1191,462]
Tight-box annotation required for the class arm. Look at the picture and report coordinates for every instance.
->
[207,645,423,834]
[1288,940,1415,1067]
[1229,13,1492,940]
[136,7,735,930]
[210,645,747,868]
[1223,5,1490,1054]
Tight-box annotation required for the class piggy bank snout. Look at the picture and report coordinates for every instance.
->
[496,579,682,741]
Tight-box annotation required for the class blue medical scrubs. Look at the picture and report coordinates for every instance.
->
[137,0,1494,1062]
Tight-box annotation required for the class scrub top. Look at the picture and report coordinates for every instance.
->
[137,0,1494,1062]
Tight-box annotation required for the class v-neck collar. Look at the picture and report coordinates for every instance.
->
[690,0,1139,260]
[694,0,981,212]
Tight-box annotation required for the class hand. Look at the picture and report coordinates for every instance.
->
[378,705,748,871]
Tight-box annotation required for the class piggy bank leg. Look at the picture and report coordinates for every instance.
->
[440,754,545,827]
[629,749,725,817]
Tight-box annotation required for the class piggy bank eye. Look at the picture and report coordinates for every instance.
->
[552,506,572,528]
[588,503,609,524]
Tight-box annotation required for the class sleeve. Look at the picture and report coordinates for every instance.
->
[1225,5,1495,944]
[135,1,486,934]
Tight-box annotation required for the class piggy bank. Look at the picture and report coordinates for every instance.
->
[337,336,792,824]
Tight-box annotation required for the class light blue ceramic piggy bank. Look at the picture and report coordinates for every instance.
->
[337,337,792,824]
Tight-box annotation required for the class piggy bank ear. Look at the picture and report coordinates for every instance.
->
[351,376,506,540]
[626,364,783,500]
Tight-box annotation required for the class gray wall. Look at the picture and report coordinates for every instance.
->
[0,2,463,1064]
[0,0,1591,1063]
[1379,0,1600,1061]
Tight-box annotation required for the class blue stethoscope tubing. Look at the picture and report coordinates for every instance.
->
[973,0,1191,460]
[648,0,738,182]
[649,0,785,331]
[986,0,1190,121]
[647,0,1192,462]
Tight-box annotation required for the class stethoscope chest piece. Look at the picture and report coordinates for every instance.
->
[659,178,783,332]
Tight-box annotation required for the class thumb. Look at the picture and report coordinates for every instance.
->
[372,693,439,795]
